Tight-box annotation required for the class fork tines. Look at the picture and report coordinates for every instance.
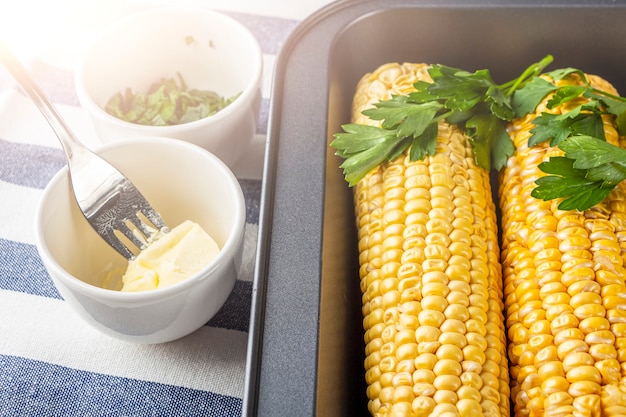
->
[86,179,169,260]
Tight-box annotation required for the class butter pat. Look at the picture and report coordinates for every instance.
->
[121,220,220,292]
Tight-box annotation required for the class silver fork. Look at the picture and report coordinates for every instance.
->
[0,42,168,260]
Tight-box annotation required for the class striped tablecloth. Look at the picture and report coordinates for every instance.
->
[0,1,334,415]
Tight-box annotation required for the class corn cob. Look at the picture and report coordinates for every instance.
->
[352,62,510,417]
[499,72,626,417]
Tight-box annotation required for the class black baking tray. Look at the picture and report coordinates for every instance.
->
[243,0,626,416]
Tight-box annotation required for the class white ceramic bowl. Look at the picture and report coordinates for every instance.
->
[35,137,246,344]
[75,7,262,167]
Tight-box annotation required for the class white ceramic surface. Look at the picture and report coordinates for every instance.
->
[35,137,246,344]
[75,7,262,167]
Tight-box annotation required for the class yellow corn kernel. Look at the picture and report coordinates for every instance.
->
[433,389,458,405]
[568,381,601,397]
[351,62,509,416]
[561,352,595,373]
[589,344,618,361]
[585,330,616,345]
[601,383,626,417]
[554,328,585,345]
[412,396,435,417]
[432,359,462,377]
[436,344,464,362]
[412,381,435,397]
[580,317,611,333]
[566,366,602,385]
[414,353,437,371]
[542,376,569,396]
[537,361,565,380]
[413,368,435,383]
[551,314,580,334]
[457,398,483,416]
[594,359,621,385]
[431,403,458,415]
[457,385,482,402]
[545,390,573,408]
[433,374,462,392]
[528,335,554,355]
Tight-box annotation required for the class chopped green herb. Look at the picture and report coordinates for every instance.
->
[105,73,240,126]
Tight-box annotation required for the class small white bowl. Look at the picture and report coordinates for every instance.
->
[35,137,246,344]
[75,7,263,167]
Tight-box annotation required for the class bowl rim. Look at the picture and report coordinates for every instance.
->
[34,136,246,303]
[74,6,263,132]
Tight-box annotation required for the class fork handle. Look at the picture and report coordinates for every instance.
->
[0,40,87,162]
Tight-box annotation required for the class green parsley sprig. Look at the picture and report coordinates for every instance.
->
[331,55,626,211]
[331,55,553,186]
[531,136,626,211]
[516,68,626,210]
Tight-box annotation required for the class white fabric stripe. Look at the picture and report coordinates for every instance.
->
[262,54,276,99]
[231,133,266,180]
[0,289,248,398]
[238,223,258,283]
[0,181,40,244]
[0,90,100,149]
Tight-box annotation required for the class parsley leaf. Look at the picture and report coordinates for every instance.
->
[587,92,626,134]
[332,124,408,186]
[546,67,585,82]
[560,134,626,171]
[529,102,605,147]
[363,99,443,137]
[546,85,588,109]
[466,113,514,171]
[511,76,558,117]
[332,124,400,157]
[409,122,438,161]
[533,136,626,211]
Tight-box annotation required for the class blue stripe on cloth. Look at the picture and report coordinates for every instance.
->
[257,97,269,135]
[0,137,65,189]
[238,179,262,225]
[222,11,299,56]
[206,280,252,333]
[0,354,242,417]
[0,238,252,332]
[0,238,61,299]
